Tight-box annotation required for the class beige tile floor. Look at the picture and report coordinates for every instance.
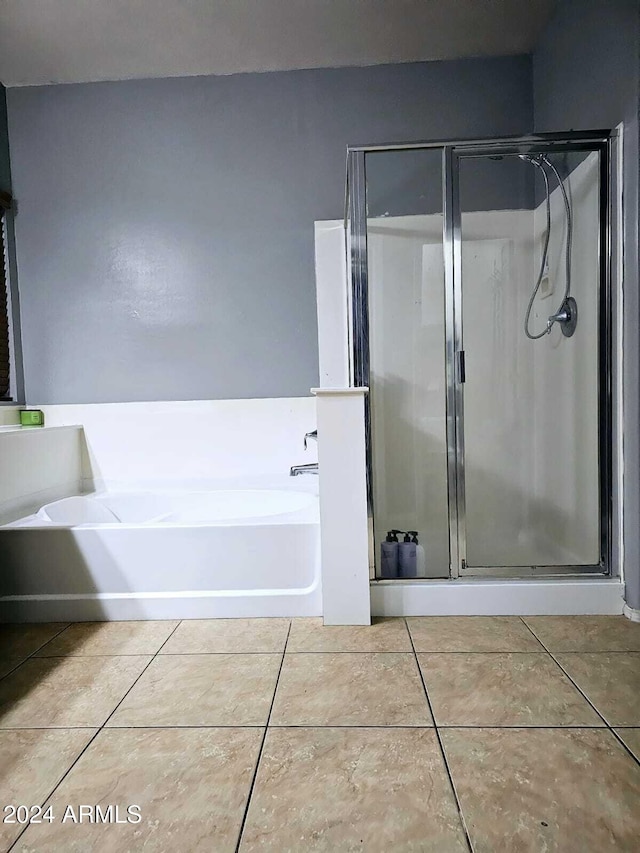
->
[0,615,638,851]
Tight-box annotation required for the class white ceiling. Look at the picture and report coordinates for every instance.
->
[0,0,557,88]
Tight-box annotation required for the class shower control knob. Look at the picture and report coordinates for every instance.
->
[548,297,578,337]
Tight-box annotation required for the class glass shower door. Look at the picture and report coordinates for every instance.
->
[365,149,451,579]
[346,132,611,581]
[457,147,604,572]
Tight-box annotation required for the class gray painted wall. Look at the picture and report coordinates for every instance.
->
[6,56,533,404]
[534,0,640,608]
[0,85,10,192]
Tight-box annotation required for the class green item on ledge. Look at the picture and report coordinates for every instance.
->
[20,409,45,427]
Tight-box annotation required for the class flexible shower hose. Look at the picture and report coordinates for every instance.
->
[524,155,573,340]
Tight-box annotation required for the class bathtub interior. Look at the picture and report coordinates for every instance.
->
[3,481,319,528]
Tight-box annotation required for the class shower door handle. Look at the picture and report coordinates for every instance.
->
[457,351,466,383]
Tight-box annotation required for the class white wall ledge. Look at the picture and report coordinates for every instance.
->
[0,424,82,435]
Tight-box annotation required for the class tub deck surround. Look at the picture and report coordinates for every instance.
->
[1,616,639,851]
[0,405,21,427]
[37,398,318,489]
[312,387,370,626]
[0,424,84,525]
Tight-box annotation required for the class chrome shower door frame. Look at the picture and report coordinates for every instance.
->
[346,130,613,581]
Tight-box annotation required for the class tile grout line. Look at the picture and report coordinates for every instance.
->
[404,618,475,853]
[275,650,554,656]
[101,620,184,727]
[234,620,292,853]
[517,617,640,769]
[149,620,183,655]
[0,622,71,682]
[30,623,72,655]
[8,730,105,851]
[7,619,184,852]
[609,730,640,767]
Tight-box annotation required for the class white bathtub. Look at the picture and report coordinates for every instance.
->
[0,479,321,622]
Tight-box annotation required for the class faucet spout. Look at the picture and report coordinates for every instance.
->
[290,462,319,477]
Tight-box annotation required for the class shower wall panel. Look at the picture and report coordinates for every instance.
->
[461,209,536,566]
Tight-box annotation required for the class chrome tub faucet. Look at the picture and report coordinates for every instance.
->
[290,430,319,476]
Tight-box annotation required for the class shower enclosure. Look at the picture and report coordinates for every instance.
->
[345,131,613,580]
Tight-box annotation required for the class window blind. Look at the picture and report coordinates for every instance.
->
[0,191,12,399]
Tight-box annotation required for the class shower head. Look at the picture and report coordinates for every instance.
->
[518,153,543,165]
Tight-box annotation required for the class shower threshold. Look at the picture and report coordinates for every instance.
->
[370,576,624,618]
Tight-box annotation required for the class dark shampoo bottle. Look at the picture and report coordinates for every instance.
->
[380,530,402,578]
[399,531,418,578]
